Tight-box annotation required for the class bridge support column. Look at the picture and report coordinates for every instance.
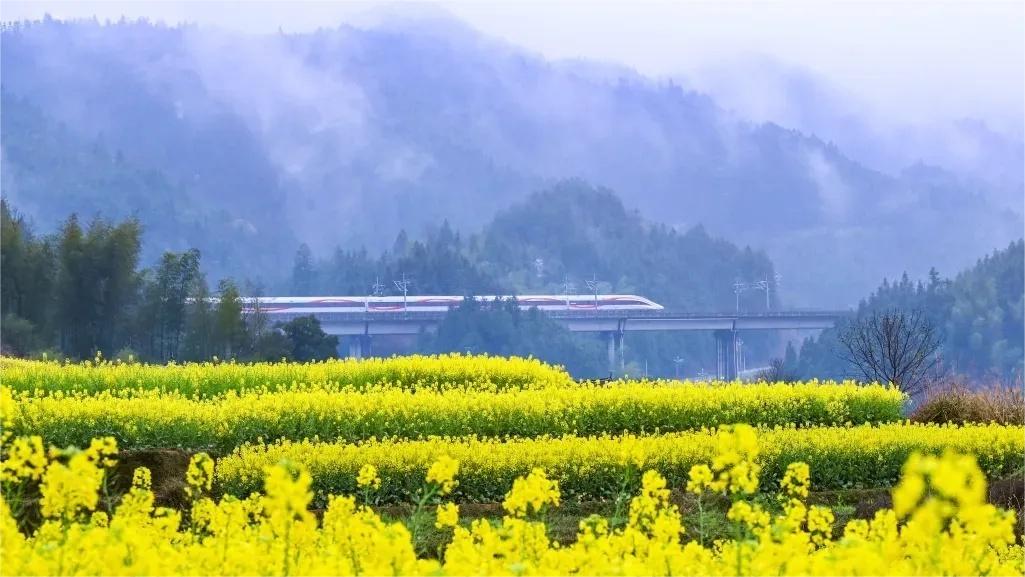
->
[360,335,372,358]
[715,329,738,381]
[347,338,363,360]
[606,330,625,377]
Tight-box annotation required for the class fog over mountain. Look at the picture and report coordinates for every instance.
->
[684,56,1024,213]
[1,9,1021,307]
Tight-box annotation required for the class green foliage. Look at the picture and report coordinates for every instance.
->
[52,213,142,358]
[945,241,1025,377]
[280,316,339,362]
[1,201,56,345]
[302,183,778,377]
[794,241,1025,382]
[475,182,780,377]
[291,244,316,296]
[214,280,247,359]
[251,330,294,362]
[0,313,40,356]
[427,297,606,377]
[1,200,296,363]
[180,279,216,361]
[136,250,202,361]
[314,221,500,296]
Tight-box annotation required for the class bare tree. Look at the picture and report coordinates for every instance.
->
[837,308,942,395]
[755,358,798,383]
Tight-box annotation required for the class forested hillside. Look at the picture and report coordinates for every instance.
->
[791,240,1025,383]
[2,17,1019,305]
[0,199,342,364]
[0,93,293,275]
[1,180,778,376]
[292,181,778,376]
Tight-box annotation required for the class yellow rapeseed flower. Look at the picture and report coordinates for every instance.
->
[435,502,459,529]
[357,464,381,490]
[426,456,459,496]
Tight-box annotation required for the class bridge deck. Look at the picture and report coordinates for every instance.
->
[257,309,848,336]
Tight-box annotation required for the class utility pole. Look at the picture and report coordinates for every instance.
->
[561,276,575,307]
[673,356,684,379]
[394,273,413,311]
[755,280,769,310]
[585,274,601,310]
[368,277,385,312]
[736,337,745,373]
[772,273,782,310]
[733,281,751,312]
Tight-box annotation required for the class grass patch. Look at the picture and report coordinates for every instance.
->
[912,382,1024,425]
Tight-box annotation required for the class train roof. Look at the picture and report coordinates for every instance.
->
[248,295,660,303]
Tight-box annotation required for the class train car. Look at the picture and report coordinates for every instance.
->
[244,295,663,314]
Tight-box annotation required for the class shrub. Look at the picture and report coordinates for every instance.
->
[911,382,1024,425]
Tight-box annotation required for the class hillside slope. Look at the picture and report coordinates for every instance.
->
[1,17,1019,304]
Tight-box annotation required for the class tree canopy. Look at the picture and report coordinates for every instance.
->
[790,240,1024,383]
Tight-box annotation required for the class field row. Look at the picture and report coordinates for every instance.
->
[0,354,573,395]
[6,430,1021,576]
[214,423,1024,504]
[5,381,904,451]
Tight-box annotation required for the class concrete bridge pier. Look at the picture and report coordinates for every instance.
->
[343,335,373,360]
[606,330,625,376]
[715,329,739,381]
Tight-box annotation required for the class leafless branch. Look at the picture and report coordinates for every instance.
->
[837,308,942,395]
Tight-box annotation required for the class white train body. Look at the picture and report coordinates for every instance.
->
[245,295,663,314]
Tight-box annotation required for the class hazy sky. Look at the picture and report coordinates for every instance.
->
[3,1,1023,129]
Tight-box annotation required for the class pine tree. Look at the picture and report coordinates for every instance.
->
[213,279,247,359]
[181,277,215,361]
[292,244,316,296]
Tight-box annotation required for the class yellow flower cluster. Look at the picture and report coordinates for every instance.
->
[426,455,460,495]
[3,433,1020,576]
[184,453,215,500]
[780,462,811,500]
[687,424,761,494]
[215,422,1025,502]
[356,464,381,490]
[435,502,460,529]
[502,468,560,518]
[5,379,905,451]
[6,436,118,522]
[0,435,47,482]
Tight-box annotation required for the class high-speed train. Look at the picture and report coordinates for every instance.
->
[245,295,663,314]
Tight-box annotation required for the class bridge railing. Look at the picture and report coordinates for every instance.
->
[255,309,851,323]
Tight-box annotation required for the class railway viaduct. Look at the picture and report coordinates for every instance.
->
[261,309,846,380]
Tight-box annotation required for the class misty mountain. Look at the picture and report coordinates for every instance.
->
[684,55,1025,213]
[295,180,781,376]
[1,16,1020,306]
[0,92,294,276]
